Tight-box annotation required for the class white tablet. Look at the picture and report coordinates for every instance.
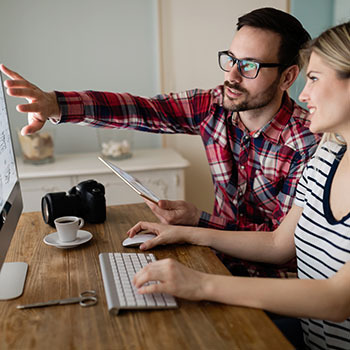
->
[98,157,160,204]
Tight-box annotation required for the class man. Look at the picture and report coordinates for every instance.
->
[1,7,320,277]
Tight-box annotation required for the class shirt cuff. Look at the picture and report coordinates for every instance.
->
[54,90,86,123]
[198,211,238,230]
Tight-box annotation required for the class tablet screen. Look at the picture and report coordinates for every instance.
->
[98,157,160,204]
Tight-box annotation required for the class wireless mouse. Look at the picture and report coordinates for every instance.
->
[122,233,157,247]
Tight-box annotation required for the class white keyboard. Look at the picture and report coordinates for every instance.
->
[99,252,177,315]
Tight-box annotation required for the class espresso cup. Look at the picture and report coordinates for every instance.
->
[54,216,84,242]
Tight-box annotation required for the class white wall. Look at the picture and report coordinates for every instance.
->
[159,0,288,212]
[333,0,350,24]
[0,0,161,155]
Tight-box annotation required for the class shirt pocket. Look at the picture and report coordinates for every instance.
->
[205,143,234,186]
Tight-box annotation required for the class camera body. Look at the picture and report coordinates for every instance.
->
[42,179,106,227]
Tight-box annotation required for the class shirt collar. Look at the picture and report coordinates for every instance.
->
[231,93,293,144]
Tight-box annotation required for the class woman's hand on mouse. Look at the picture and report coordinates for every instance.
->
[133,258,209,300]
[127,221,193,250]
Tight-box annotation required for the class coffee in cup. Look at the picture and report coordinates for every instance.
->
[54,216,84,242]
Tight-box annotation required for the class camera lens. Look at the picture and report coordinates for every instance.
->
[41,192,77,227]
[42,196,50,224]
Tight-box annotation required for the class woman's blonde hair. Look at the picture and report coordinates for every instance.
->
[301,21,350,147]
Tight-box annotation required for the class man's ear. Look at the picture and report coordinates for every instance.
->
[279,65,300,91]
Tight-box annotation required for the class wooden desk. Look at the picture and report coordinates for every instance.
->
[0,204,293,350]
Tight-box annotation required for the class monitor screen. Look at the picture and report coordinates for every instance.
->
[0,72,27,299]
[0,76,18,215]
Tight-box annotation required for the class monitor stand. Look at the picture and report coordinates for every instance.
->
[0,262,28,300]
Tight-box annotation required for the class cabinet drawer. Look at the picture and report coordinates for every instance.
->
[20,177,74,212]
[20,177,73,192]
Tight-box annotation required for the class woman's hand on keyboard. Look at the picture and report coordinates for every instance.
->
[133,258,208,300]
[127,221,193,250]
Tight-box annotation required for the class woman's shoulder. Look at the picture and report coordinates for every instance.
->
[304,141,344,173]
[315,140,345,161]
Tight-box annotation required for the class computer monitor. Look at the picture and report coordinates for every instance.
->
[0,72,28,300]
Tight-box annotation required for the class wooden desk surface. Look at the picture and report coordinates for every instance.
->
[0,203,293,350]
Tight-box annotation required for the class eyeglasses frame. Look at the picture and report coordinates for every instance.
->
[218,50,287,79]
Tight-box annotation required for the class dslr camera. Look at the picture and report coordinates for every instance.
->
[41,179,106,227]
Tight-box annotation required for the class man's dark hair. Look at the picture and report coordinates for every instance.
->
[237,7,311,70]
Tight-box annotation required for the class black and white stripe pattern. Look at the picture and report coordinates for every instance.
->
[294,141,350,350]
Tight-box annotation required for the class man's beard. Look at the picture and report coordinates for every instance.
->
[223,77,280,112]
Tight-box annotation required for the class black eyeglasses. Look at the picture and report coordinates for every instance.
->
[218,51,286,79]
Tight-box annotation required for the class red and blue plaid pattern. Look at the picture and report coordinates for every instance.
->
[56,86,320,277]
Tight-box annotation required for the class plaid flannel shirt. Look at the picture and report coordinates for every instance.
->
[55,85,320,277]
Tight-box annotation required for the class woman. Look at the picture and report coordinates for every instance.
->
[132,22,350,350]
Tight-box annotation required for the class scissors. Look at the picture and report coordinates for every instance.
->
[16,290,98,310]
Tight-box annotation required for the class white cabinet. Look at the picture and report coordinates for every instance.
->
[16,149,189,212]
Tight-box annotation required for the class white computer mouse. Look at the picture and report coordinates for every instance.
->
[122,233,157,247]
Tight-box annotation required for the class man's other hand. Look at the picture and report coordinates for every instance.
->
[144,199,201,226]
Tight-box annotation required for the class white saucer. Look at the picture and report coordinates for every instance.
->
[43,230,93,249]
